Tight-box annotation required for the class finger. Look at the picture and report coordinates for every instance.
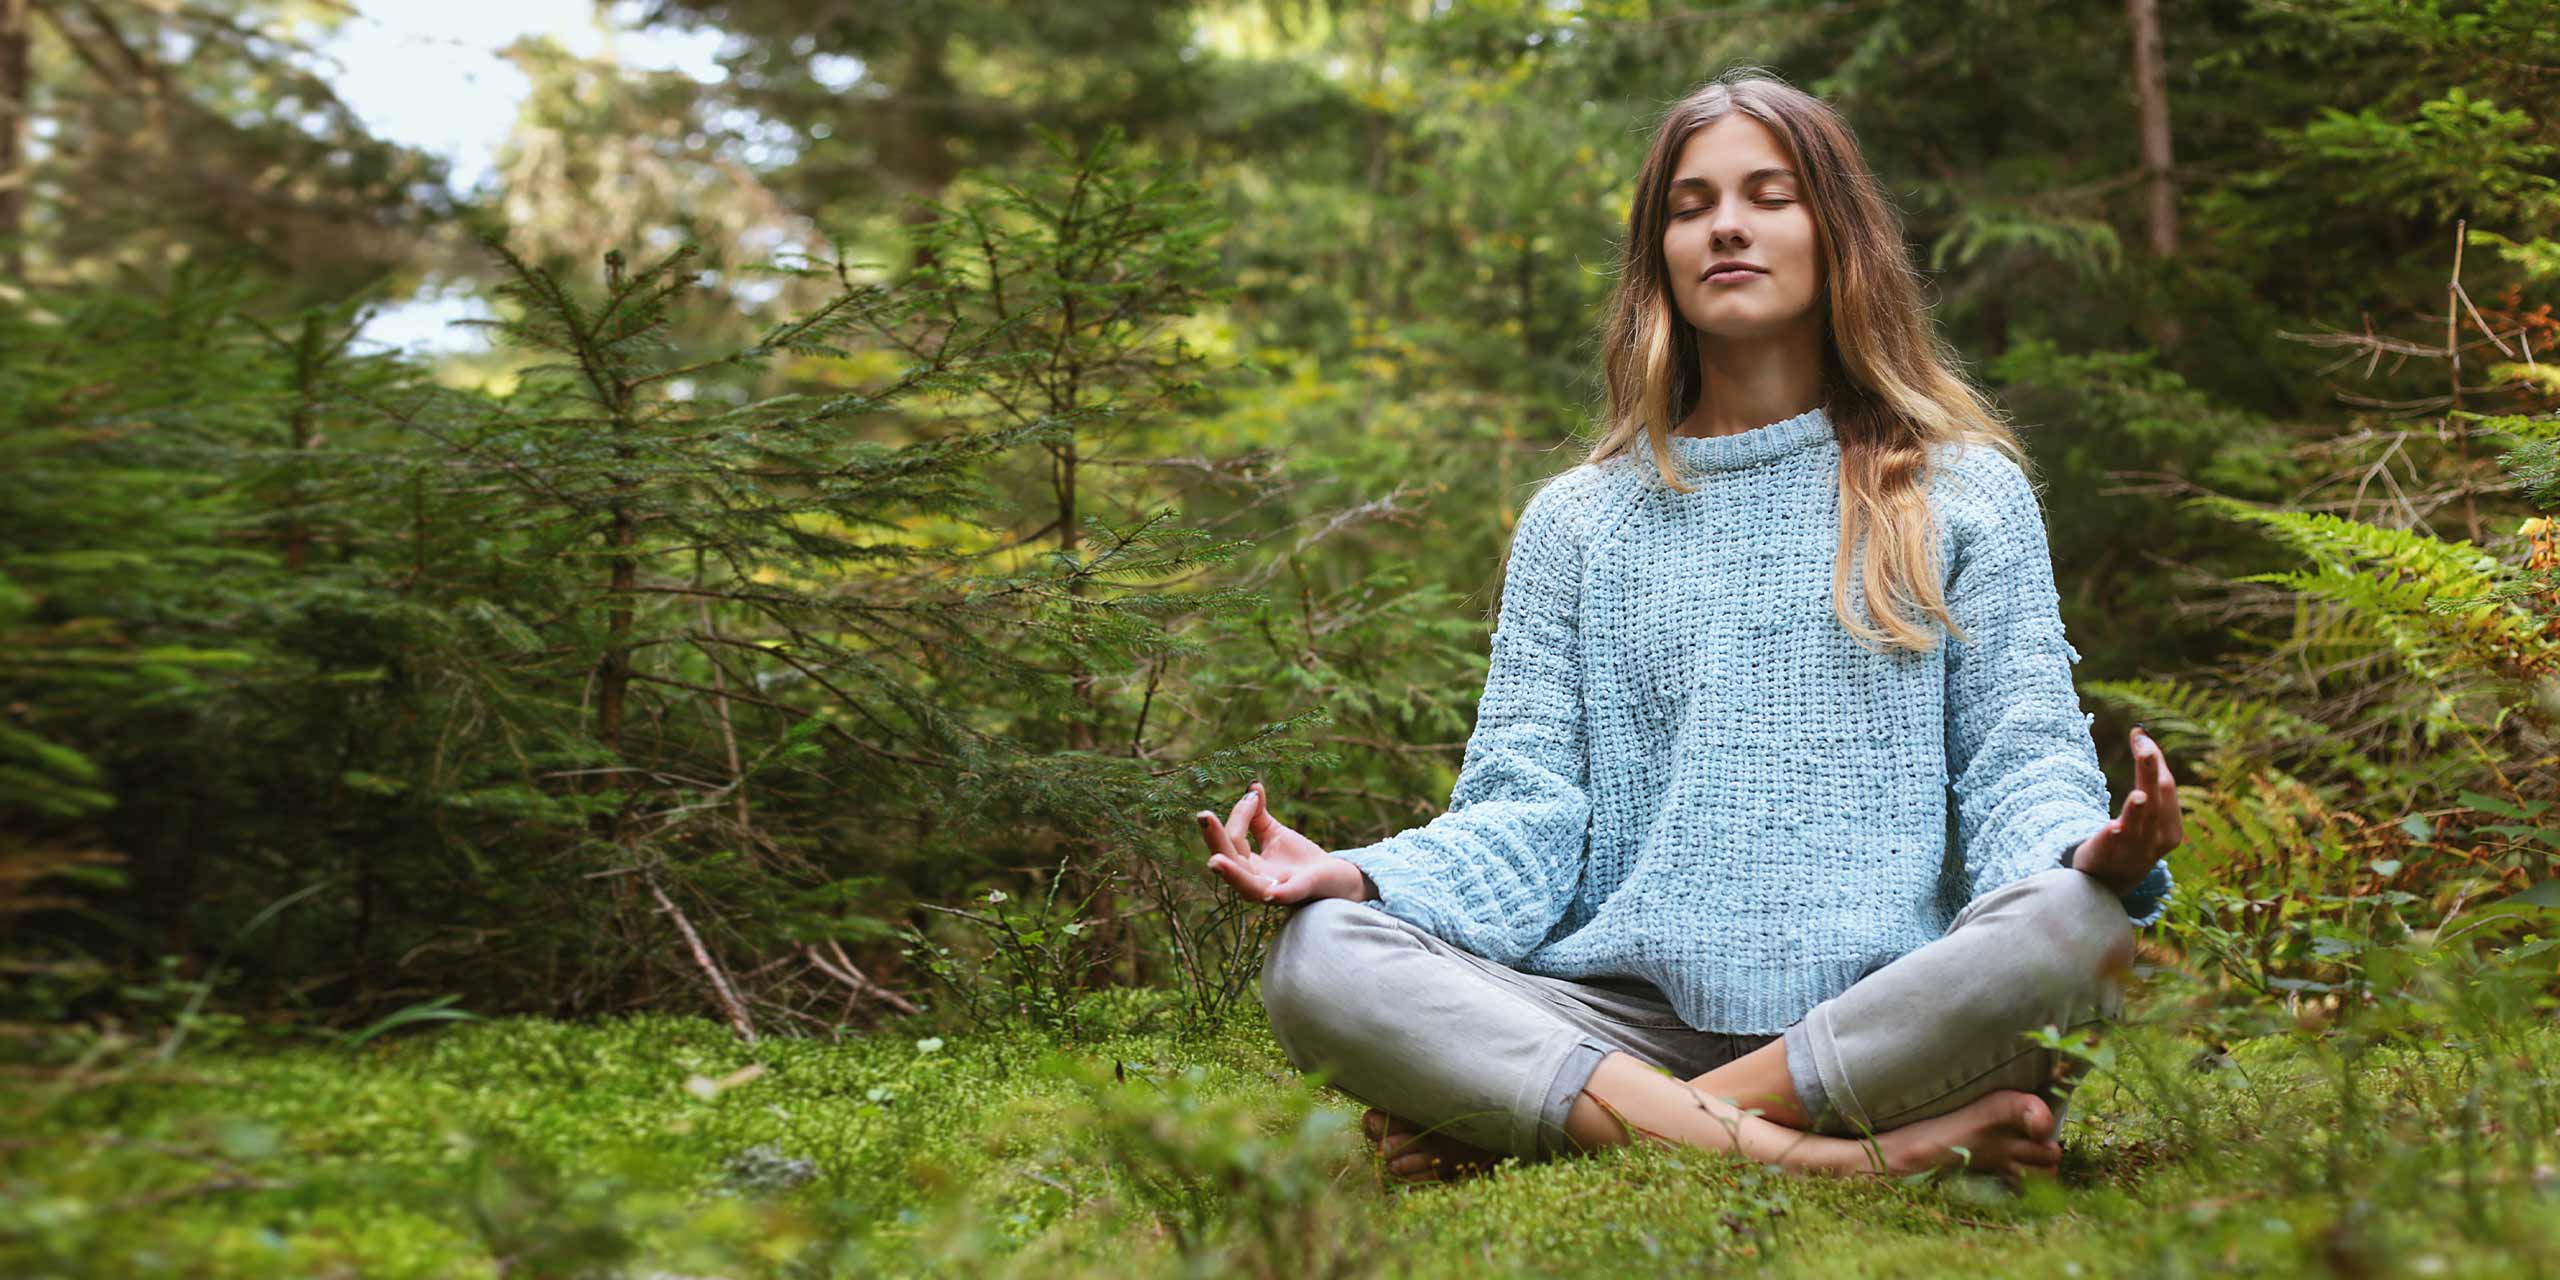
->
[2158,766,2185,849]
[1239,783,1280,844]
[2131,726,2160,794]
[1204,852,1251,896]
[1194,810,1233,857]
[2126,786,2163,846]
[1224,788,1260,851]
[1262,869,1308,905]
[1206,850,1278,902]
[2135,728,2174,804]
[1208,851,1285,904]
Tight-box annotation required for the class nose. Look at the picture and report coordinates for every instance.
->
[1710,216,1750,251]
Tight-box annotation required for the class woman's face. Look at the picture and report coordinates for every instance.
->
[1659,115,1824,340]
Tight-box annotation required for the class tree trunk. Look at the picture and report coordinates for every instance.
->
[0,0,29,283]
[2125,0,2183,348]
[2125,0,2176,260]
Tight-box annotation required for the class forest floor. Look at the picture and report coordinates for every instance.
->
[3,975,2555,1278]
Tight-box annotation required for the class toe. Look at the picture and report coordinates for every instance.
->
[2011,1091,2056,1141]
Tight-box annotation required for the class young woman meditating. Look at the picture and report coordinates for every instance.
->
[1193,70,2180,1186]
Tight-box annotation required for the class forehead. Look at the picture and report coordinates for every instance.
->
[1668,115,1796,185]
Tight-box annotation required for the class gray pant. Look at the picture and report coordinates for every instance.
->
[1257,867,2134,1161]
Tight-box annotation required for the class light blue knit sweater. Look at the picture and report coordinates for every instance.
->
[1336,406,2173,1035]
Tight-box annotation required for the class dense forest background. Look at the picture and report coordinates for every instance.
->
[4,1,2558,1275]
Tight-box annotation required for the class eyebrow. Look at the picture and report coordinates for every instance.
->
[1668,167,1799,193]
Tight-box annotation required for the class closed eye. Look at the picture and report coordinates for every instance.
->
[1670,201,1795,220]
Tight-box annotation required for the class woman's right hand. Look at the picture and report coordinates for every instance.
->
[1197,780,1367,906]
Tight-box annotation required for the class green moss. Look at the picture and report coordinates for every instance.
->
[4,996,2556,1278]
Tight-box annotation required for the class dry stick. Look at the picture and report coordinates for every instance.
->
[694,599,755,840]
[809,939,921,1016]
[646,873,758,1043]
[2448,219,2481,542]
[1136,853,1207,1008]
[2453,280,2519,359]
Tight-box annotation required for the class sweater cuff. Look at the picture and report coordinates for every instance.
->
[1335,841,1439,924]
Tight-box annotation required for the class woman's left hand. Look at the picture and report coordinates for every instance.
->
[2069,725,2183,897]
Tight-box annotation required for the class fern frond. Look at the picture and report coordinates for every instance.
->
[2083,676,2390,791]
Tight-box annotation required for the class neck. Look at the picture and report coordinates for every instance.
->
[1677,326,1825,438]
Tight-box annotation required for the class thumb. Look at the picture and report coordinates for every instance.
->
[1263,867,1317,904]
[1247,781,1284,832]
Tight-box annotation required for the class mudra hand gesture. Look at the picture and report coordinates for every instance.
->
[2070,725,2184,894]
[1196,780,1367,906]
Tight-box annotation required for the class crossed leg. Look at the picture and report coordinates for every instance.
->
[1279,868,2134,1185]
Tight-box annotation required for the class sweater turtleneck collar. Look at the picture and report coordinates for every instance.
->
[1665,405,1834,474]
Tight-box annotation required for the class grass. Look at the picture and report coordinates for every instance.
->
[2,959,2556,1278]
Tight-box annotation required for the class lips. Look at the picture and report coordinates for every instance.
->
[1704,266,1765,283]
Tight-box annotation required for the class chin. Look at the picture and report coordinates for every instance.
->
[1687,313,1782,338]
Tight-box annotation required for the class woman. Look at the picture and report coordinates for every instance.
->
[1194,70,2180,1185]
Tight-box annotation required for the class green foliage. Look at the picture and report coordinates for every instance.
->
[899,855,1126,1040]
[0,264,272,829]
[2077,677,2392,794]
[2275,87,2560,225]
[13,12,2560,1276]
[1022,1053,1380,1278]
[4,122,1308,1039]
[2192,497,2547,685]
[4,981,2559,1278]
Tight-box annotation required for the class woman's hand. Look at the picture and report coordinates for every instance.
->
[1196,780,1367,906]
[2070,725,2184,897]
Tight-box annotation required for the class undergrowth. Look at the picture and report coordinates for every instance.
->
[3,925,2555,1279]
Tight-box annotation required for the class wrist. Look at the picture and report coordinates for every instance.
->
[2067,839,2141,898]
[1329,858,1376,902]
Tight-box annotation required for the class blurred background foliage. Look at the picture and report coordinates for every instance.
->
[3,0,2555,1031]
[2,1,2559,1270]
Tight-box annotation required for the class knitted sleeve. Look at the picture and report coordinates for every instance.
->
[1941,450,2173,927]
[1331,471,1595,963]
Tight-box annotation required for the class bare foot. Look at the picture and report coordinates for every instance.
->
[1361,1106,1507,1185]
[1872,1090,2063,1181]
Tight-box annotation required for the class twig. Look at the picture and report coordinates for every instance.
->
[806,941,921,1016]
[646,873,758,1043]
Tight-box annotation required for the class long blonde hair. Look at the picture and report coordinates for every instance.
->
[1586,68,2037,655]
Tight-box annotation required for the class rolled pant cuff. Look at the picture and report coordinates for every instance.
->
[1780,1019,1832,1130]
[1532,1036,1616,1160]
[1786,1002,1873,1135]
